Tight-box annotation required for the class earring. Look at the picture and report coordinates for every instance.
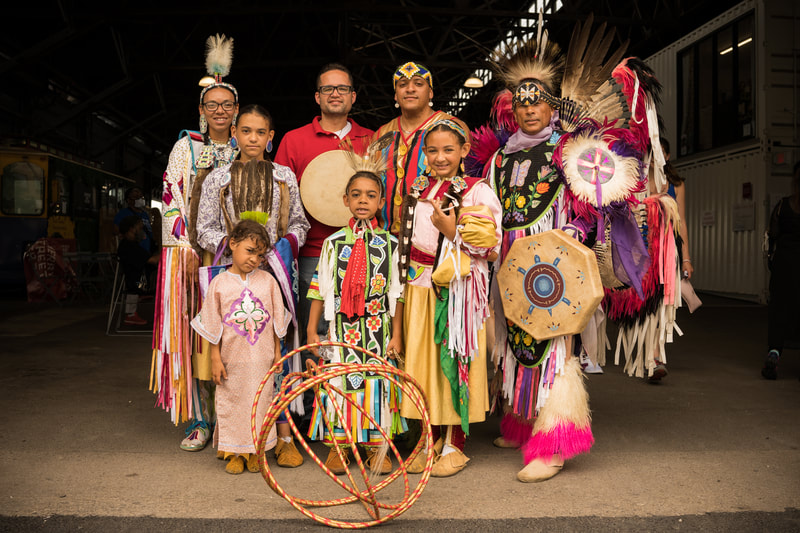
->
[232,113,238,127]
[428,101,433,107]
[394,102,400,109]
[199,115,207,134]
[267,140,273,153]
[460,161,465,173]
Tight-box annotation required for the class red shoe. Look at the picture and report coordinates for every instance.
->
[124,312,147,326]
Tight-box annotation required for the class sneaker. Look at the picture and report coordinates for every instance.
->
[761,350,780,380]
[274,438,304,468]
[180,422,211,452]
[648,362,668,383]
[579,349,603,374]
[123,312,147,326]
[583,360,604,374]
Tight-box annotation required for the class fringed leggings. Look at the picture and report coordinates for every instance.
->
[431,424,466,452]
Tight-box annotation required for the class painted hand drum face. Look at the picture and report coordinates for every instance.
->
[497,229,604,341]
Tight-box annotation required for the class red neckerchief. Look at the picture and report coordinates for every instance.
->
[340,217,379,317]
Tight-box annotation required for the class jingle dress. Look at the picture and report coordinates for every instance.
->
[191,269,291,454]
[306,219,406,446]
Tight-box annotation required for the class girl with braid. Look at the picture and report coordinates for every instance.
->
[399,120,502,477]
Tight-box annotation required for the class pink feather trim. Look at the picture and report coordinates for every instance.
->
[522,421,594,463]
[500,412,535,447]
[491,90,517,133]
[469,124,502,168]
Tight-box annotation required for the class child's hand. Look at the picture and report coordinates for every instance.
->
[385,336,404,361]
[212,357,227,385]
[423,198,457,241]
[307,331,320,357]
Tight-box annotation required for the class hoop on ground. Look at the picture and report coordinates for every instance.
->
[251,341,434,528]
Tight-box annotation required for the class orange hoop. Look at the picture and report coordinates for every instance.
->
[250,341,434,528]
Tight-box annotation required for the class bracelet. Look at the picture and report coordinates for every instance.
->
[682,259,692,263]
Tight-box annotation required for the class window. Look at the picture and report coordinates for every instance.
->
[678,12,755,156]
[1,161,45,216]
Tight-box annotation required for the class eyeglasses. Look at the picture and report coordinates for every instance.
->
[202,100,236,111]
[318,85,353,95]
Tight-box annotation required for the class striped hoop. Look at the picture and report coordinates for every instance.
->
[251,341,434,528]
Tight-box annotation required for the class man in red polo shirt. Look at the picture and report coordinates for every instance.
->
[274,62,373,370]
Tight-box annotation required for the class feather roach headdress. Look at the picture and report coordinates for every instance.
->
[199,34,239,104]
[492,11,564,106]
[343,140,388,178]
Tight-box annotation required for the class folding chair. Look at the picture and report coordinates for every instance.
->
[106,254,150,336]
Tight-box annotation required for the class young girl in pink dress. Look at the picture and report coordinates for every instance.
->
[191,219,291,474]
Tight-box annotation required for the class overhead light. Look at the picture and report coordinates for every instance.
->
[464,76,484,88]
[198,76,216,87]
[720,37,753,56]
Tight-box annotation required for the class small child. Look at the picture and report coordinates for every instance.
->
[117,215,159,325]
[306,169,406,475]
[191,219,291,474]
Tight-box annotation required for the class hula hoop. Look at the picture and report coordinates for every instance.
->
[250,341,434,528]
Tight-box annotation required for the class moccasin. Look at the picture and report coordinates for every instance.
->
[324,447,349,475]
[275,439,304,468]
[516,455,563,483]
[225,455,245,475]
[430,449,470,477]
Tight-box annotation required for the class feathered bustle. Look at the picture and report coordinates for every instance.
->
[205,34,234,78]
[559,15,629,132]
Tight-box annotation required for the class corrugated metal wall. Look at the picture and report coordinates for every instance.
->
[646,0,770,302]
[676,148,768,301]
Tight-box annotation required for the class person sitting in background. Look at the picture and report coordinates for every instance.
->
[118,215,159,325]
[114,187,155,253]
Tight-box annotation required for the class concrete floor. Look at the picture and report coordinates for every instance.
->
[0,294,798,531]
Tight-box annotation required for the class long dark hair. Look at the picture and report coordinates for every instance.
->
[661,138,684,187]
[398,122,467,296]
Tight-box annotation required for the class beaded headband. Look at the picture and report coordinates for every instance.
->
[426,118,468,143]
[514,81,561,109]
[393,61,433,89]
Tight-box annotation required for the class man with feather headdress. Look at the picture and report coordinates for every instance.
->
[151,34,240,452]
[470,13,674,482]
